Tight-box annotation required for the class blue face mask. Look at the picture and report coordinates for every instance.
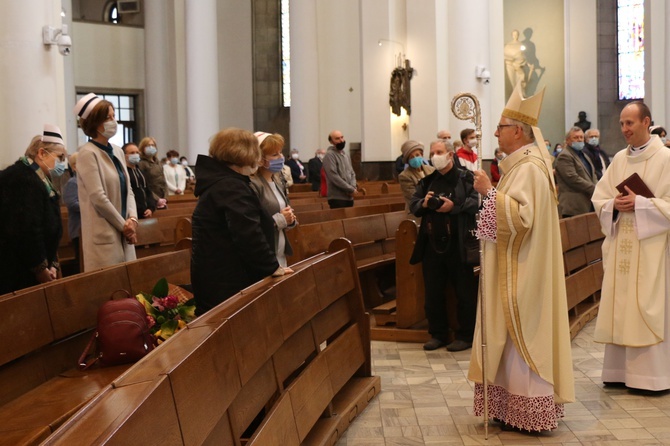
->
[267,157,285,173]
[170,157,180,165]
[145,146,157,156]
[128,154,141,165]
[408,156,424,169]
[572,141,585,151]
[588,137,599,146]
[50,161,67,177]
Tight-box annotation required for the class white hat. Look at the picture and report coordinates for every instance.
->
[73,93,102,120]
[41,124,65,146]
[503,83,557,199]
[254,131,271,146]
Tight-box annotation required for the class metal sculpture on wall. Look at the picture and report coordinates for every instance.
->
[389,58,413,116]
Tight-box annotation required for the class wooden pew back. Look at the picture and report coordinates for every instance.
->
[0,250,191,444]
[44,240,380,446]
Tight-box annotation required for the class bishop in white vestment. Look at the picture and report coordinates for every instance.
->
[469,84,575,432]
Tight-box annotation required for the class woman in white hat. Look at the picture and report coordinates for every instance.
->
[0,125,67,293]
[73,93,139,271]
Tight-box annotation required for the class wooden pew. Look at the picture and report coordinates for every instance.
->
[43,239,380,446]
[560,212,605,338]
[384,212,605,342]
[0,249,192,445]
[288,182,313,193]
[297,202,405,225]
[287,210,407,309]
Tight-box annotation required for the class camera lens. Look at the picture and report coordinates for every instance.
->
[427,196,442,210]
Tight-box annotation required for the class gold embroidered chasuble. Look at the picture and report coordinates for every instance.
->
[468,144,575,404]
[592,136,670,347]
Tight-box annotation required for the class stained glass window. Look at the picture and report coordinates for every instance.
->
[617,0,644,100]
[281,0,291,107]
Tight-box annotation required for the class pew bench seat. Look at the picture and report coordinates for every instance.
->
[0,249,192,446]
[0,364,131,445]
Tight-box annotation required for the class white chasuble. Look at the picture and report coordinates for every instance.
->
[468,144,575,406]
[592,136,670,348]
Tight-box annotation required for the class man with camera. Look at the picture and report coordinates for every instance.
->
[409,139,479,352]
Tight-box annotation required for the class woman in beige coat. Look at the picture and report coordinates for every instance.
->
[398,140,435,211]
[73,93,138,271]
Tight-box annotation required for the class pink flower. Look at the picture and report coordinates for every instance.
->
[151,297,165,312]
[146,315,156,329]
[164,295,179,309]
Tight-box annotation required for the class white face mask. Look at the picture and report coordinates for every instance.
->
[317,153,325,161]
[100,120,118,139]
[431,153,451,171]
[467,138,478,148]
[291,153,299,160]
[181,160,189,166]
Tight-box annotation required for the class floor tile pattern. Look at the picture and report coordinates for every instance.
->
[336,320,670,445]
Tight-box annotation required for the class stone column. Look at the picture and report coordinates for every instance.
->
[184,0,220,160]
[447,0,499,159]
[144,0,177,157]
[289,0,320,154]
[0,0,66,166]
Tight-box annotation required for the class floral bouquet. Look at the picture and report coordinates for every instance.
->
[135,278,196,344]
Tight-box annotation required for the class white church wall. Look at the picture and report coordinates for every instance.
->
[503,0,566,151]
[0,0,67,167]
[72,22,145,91]
[649,0,668,128]
[316,0,362,151]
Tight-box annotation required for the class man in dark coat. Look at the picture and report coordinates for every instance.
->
[307,149,325,191]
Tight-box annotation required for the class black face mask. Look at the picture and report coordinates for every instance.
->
[335,141,346,150]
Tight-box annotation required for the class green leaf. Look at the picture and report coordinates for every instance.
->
[152,278,169,298]
[177,304,197,323]
[136,293,157,317]
[160,320,179,339]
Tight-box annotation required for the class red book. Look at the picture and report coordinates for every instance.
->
[616,172,655,198]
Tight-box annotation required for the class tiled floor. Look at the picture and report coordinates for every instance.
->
[336,320,670,445]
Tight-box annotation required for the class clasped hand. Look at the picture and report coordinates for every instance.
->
[281,206,296,225]
[614,186,636,213]
[123,218,138,244]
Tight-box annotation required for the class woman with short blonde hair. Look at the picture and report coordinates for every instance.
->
[191,128,292,315]
[138,136,168,203]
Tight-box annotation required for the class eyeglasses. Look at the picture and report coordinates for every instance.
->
[496,124,518,132]
[46,150,66,162]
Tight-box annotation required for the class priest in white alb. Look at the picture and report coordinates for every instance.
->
[468,84,575,432]
[592,101,670,391]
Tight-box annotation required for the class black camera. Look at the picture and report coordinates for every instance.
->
[426,193,447,210]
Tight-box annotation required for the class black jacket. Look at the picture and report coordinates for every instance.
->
[409,166,478,264]
[307,157,322,191]
[286,158,307,184]
[127,166,157,218]
[191,155,279,314]
[0,161,62,294]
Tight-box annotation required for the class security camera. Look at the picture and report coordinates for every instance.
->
[42,24,72,56]
[57,34,72,56]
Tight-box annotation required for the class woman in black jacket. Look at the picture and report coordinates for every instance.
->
[191,128,293,314]
[0,125,66,294]
[409,139,479,353]
[123,142,157,218]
